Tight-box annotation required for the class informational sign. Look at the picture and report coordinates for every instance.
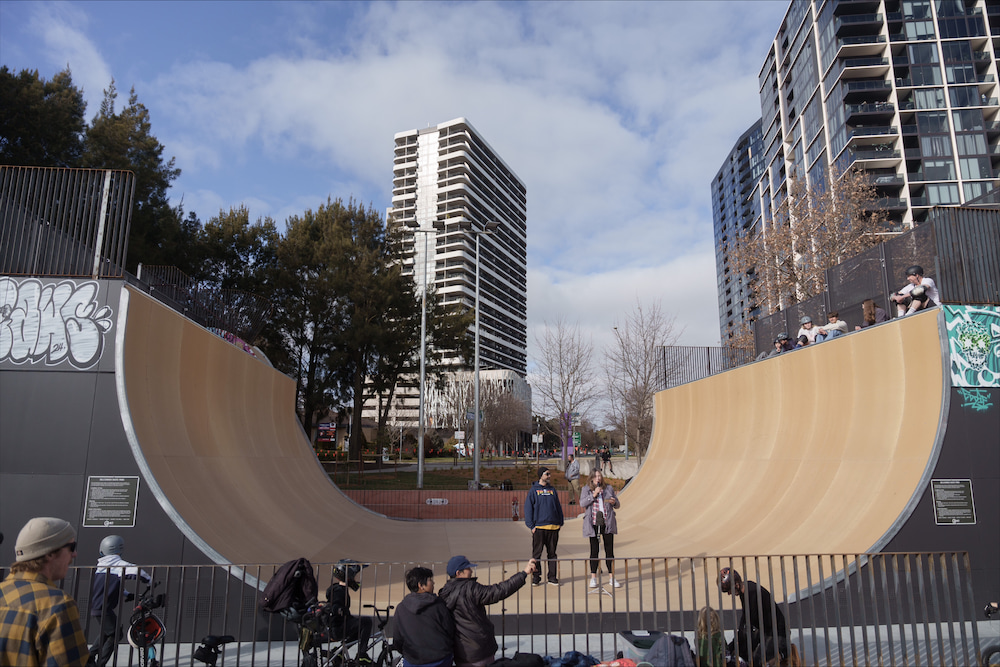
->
[317,422,335,442]
[454,430,465,440]
[931,479,976,525]
[425,498,449,505]
[83,476,140,527]
[573,432,581,447]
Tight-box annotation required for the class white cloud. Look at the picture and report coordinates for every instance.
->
[27,3,112,112]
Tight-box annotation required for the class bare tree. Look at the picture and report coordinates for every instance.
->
[726,164,889,318]
[530,318,602,461]
[481,386,531,457]
[605,299,681,463]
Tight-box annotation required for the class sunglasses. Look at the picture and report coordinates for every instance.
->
[64,541,78,553]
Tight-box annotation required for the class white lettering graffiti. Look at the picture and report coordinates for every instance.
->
[0,277,113,368]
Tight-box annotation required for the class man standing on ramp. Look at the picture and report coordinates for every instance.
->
[524,467,564,586]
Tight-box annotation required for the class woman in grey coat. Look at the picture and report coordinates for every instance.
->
[580,468,621,588]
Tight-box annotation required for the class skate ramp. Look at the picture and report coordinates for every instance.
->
[618,309,945,557]
[119,285,945,567]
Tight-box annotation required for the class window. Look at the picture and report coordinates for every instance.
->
[917,111,949,133]
[920,135,953,156]
[960,157,991,179]
[946,64,976,84]
[914,88,946,109]
[952,109,984,131]
[923,159,956,180]
[905,21,936,39]
[955,133,986,155]
[964,181,996,200]
[941,41,973,62]
[908,43,939,64]
[949,86,982,107]
[927,183,960,204]
[912,65,943,85]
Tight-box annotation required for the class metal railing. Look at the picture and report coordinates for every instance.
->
[0,165,135,278]
[17,551,989,666]
[657,345,753,391]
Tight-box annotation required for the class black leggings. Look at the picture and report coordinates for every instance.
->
[588,531,615,574]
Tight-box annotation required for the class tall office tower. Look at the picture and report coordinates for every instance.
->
[712,120,765,342]
[757,0,998,228]
[715,0,1000,332]
[365,118,528,430]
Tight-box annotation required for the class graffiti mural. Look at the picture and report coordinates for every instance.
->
[0,277,114,369]
[945,305,1000,388]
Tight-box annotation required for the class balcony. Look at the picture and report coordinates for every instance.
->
[849,147,902,167]
[845,101,895,122]
[848,126,899,145]
[902,124,918,135]
[843,79,893,102]
[835,13,883,36]
[875,197,908,210]
[834,0,880,14]
[836,34,887,58]
[872,174,905,188]
[904,146,923,159]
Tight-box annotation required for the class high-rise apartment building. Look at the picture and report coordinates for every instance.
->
[712,120,765,340]
[715,0,1000,338]
[364,118,529,430]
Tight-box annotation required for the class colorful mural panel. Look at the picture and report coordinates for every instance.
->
[945,305,1000,388]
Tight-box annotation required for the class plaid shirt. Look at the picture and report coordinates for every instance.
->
[0,570,91,666]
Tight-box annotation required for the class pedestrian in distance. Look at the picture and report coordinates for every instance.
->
[564,454,581,505]
[393,566,455,667]
[437,555,537,667]
[0,517,91,666]
[581,468,622,588]
[524,467,564,586]
[89,535,153,667]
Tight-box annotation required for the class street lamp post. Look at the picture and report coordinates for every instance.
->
[469,220,500,489]
[614,326,629,461]
[413,227,437,489]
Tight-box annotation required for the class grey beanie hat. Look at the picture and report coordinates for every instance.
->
[15,517,76,562]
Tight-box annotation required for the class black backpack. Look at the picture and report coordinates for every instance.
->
[259,558,318,619]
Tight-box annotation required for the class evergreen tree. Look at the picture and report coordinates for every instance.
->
[83,81,185,272]
[0,66,86,167]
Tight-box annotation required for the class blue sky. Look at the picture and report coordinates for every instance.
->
[1,0,788,364]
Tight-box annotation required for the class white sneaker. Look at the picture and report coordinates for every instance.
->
[589,577,598,588]
[610,577,622,588]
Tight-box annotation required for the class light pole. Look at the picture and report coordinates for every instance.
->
[614,326,629,461]
[413,226,437,489]
[468,220,500,489]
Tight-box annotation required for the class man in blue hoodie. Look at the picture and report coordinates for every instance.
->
[524,467,564,586]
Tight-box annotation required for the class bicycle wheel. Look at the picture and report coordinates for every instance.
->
[373,642,397,667]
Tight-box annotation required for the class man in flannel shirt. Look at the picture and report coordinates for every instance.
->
[0,517,91,666]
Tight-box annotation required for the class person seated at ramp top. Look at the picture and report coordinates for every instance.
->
[815,311,849,342]
[325,559,374,663]
[890,264,940,317]
[796,316,819,344]
[767,333,795,357]
[719,567,789,666]
[438,555,537,667]
[855,298,888,330]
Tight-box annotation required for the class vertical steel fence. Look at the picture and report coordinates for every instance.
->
[9,552,991,666]
[658,346,754,390]
[0,165,134,278]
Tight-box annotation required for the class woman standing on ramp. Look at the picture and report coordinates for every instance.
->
[581,469,621,588]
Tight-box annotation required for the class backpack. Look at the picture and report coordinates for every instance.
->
[642,634,695,667]
[259,558,318,618]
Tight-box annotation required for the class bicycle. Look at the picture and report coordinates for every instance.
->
[298,603,397,667]
[125,580,166,667]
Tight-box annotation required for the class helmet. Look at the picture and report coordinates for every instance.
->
[332,559,367,591]
[719,567,742,594]
[799,315,812,325]
[775,332,790,342]
[127,613,166,649]
[905,265,924,277]
[100,535,125,557]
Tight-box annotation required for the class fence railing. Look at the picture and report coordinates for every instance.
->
[0,165,135,278]
[17,551,991,666]
[752,207,1000,356]
[657,345,753,391]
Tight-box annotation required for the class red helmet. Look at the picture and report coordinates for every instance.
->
[719,567,742,594]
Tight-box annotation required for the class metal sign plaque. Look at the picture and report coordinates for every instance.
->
[931,479,976,525]
[83,476,140,527]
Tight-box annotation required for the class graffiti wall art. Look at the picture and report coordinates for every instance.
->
[0,277,114,369]
[945,305,1000,388]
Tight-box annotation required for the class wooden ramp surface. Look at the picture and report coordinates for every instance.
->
[119,287,945,584]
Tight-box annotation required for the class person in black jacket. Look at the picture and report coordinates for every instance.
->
[719,567,789,666]
[325,559,374,663]
[393,567,455,667]
[437,555,536,667]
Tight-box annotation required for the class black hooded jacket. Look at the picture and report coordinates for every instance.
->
[392,591,455,665]
[437,572,527,664]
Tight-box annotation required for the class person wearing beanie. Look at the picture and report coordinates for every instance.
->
[0,517,91,666]
[524,467,564,586]
[437,556,536,667]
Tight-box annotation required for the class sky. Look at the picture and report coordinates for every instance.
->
[0,0,788,384]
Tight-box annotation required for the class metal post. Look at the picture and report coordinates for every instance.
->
[473,232,482,489]
[415,228,433,489]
